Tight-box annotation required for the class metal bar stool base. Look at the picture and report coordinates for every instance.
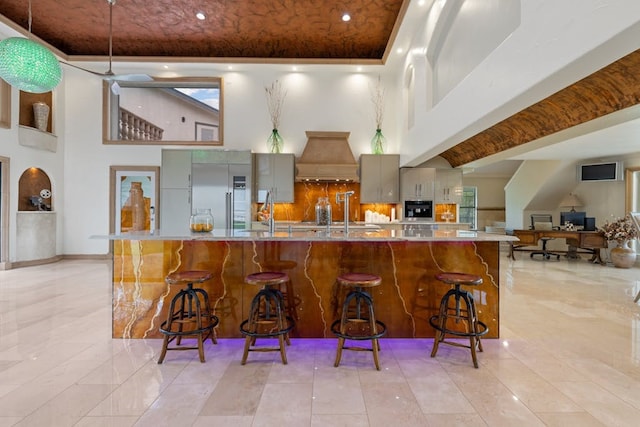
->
[240,272,295,365]
[158,271,219,364]
[429,280,488,368]
[332,273,387,371]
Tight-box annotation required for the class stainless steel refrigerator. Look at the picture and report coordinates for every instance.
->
[191,163,251,230]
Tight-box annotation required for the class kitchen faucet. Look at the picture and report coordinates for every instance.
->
[262,188,276,233]
[336,191,355,233]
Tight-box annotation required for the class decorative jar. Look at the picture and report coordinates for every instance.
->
[190,208,214,232]
[33,102,50,132]
[315,197,332,225]
[371,129,386,154]
[268,129,284,153]
[610,240,636,268]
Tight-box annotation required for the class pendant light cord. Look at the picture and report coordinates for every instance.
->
[28,0,32,34]
[107,0,114,75]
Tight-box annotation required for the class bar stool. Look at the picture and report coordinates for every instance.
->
[331,273,387,370]
[240,272,295,365]
[429,272,488,368]
[261,260,299,322]
[158,270,219,363]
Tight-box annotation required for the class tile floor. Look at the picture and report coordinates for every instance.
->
[1,251,640,426]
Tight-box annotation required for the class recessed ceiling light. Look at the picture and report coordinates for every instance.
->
[356,66,363,72]
[163,65,169,69]
[292,66,298,71]
[196,12,206,20]
[342,13,351,22]
[227,65,233,70]
[396,48,404,54]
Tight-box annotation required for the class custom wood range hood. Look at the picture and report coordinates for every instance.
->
[295,131,360,182]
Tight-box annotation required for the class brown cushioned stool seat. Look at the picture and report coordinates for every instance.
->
[158,270,219,363]
[240,271,295,365]
[429,272,488,368]
[331,273,387,370]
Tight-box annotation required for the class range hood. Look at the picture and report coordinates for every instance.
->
[295,131,359,182]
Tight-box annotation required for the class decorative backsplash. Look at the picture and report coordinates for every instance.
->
[434,203,458,222]
[262,182,396,223]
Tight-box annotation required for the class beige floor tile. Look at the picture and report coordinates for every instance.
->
[552,380,640,426]
[310,413,370,426]
[534,411,607,427]
[425,413,488,426]
[1,256,640,425]
[361,382,428,426]
[312,376,366,415]
[192,415,254,427]
[199,362,271,416]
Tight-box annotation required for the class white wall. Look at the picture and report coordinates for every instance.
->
[0,85,66,262]
[59,66,399,255]
[3,0,640,259]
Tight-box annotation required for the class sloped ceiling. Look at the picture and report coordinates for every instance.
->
[441,49,640,168]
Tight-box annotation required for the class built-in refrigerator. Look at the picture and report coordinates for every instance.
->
[191,162,251,230]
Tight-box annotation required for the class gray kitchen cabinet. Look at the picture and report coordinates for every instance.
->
[160,150,191,189]
[159,188,191,233]
[435,169,463,204]
[359,154,399,203]
[254,153,295,203]
[401,167,435,200]
[160,150,192,232]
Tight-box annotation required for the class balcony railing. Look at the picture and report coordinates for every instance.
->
[119,108,164,141]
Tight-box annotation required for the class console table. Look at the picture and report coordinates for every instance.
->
[507,229,607,264]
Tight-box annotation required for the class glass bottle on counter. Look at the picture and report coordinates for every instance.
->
[315,197,332,225]
[190,208,214,232]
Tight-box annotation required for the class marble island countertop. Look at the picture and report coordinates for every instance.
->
[103,228,517,242]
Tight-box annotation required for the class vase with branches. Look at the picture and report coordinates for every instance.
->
[265,80,287,153]
[370,75,386,154]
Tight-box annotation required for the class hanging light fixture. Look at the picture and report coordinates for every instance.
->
[0,0,62,93]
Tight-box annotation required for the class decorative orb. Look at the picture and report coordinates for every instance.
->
[0,37,62,93]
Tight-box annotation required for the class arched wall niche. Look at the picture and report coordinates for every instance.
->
[18,168,53,211]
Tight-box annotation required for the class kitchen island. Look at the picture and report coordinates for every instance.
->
[108,229,516,339]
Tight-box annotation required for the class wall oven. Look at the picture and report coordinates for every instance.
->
[404,200,433,221]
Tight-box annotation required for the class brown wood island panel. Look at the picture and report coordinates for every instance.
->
[112,239,500,339]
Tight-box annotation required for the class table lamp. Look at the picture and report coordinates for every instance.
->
[560,193,583,212]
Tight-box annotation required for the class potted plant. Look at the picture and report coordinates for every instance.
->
[600,214,638,268]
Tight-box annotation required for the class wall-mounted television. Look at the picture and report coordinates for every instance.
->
[577,161,623,181]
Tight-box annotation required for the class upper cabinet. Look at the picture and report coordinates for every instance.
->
[359,154,400,203]
[160,150,192,189]
[254,153,295,203]
[401,167,436,201]
[435,169,463,204]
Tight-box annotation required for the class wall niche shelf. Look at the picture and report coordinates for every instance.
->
[19,90,53,132]
[18,126,57,152]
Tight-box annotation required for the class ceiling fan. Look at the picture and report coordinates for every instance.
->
[61,0,152,92]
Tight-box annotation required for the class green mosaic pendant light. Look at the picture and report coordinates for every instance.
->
[0,0,62,93]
